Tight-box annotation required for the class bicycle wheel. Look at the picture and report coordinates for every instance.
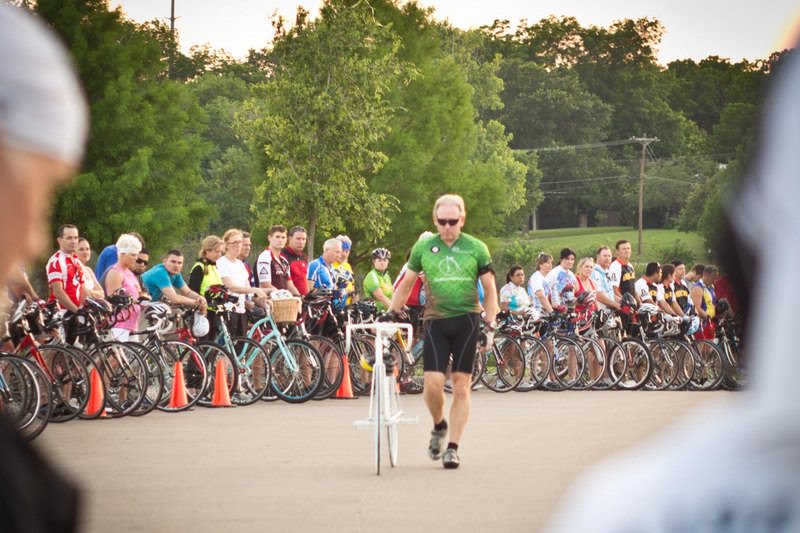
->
[573,337,608,391]
[195,341,239,407]
[0,354,51,440]
[156,340,208,412]
[387,372,398,468]
[269,339,323,403]
[91,341,148,418]
[644,339,678,391]
[515,335,550,392]
[307,335,343,400]
[552,336,586,390]
[399,339,424,394]
[37,344,93,422]
[230,337,271,405]
[125,342,164,416]
[616,338,653,390]
[373,365,382,475]
[257,336,280,402]
[481,334,525,392]
[721,337,747,389]
[690,339,725,391]
[346,334,374,396]
[603,336,628,389]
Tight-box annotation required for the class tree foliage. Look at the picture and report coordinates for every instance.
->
[238,0,411,256]
[37,0,209,253]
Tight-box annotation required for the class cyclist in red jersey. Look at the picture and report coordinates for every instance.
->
[46,224,85,312]
[281,225,309,295]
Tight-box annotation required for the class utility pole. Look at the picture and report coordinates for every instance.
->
[168,0,177,78]
[632,135,658,256]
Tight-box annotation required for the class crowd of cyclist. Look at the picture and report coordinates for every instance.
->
[0,223,741,440]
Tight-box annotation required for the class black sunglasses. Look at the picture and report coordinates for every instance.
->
[136,259,149,265]
[436,218,459,226]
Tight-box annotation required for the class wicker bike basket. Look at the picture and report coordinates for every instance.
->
[270,297,301,324]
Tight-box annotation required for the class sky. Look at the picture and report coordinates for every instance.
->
[111,0,800,65]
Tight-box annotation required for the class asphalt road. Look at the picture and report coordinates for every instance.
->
[34,390,733,532]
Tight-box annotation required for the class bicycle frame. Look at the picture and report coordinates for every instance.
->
[348,322,418,475]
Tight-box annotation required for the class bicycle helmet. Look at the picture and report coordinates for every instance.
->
[681,315,701,336]
[191,312,209,338]
[371,247,391,260]
[205,284,230,306]
[715,298,730,316]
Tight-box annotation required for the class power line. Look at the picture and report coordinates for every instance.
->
[514,138,637,153]
[540,174,631,186]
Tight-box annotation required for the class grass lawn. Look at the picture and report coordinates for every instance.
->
[490,226,709,271]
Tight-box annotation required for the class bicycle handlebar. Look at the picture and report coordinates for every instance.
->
[345,322,413,357]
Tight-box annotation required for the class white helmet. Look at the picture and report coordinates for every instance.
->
[191,312,210,338]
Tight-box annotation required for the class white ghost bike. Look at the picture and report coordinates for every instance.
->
[347,322,418,475]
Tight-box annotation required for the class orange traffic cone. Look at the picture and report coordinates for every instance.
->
[333,353,356,399]
[210,358,234,407]
[168,361,189,409]
[84,367,107,418]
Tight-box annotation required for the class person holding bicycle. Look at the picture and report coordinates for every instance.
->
[389,194,498,469]
[188,235,225,340]
[141,249,208,313]
[104,234,144,342]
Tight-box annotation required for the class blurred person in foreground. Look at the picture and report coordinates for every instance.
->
[546,46,800,532]
[0,3,89,532]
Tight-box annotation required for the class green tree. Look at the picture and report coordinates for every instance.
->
[366,2,526,254]
[239,0,411,256]
[37,0,209,252]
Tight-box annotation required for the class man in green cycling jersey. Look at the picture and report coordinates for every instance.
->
[389,194,498,469]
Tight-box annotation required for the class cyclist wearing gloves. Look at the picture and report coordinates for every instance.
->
[389,194,498,470]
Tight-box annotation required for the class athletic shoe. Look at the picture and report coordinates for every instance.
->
[442,448,460,469]
[428,426,448,460]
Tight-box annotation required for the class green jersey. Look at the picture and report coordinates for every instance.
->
[363,269,393,311]
[407,232,492,320]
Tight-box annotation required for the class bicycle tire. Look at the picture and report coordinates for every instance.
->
[481,334,525,392]
[573,337,608,391]
[346,334,374,396]
[230,337,271,405]
[256,336,280,402]
[306,335,344,400]
[399,339,424,394]
[603,336,628,389]
[387,372,398,468]
[124,342,164,416]
[269,339,323,403]
[0,354,51,440]
[92,342,148,418]
[616,338,653,390]
[644,339,678,391]
[552,336,586,390]
[690,339,725,391]
[36,343,93,422]
[515,335,550,392]
[156,340,208,412]
[195,341,239,407]
[373,364,382,475]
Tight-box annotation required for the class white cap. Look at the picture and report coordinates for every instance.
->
[0,4,88,165]
[116,234,142,255]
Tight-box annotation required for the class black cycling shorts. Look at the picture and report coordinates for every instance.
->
[422,313,481,374]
